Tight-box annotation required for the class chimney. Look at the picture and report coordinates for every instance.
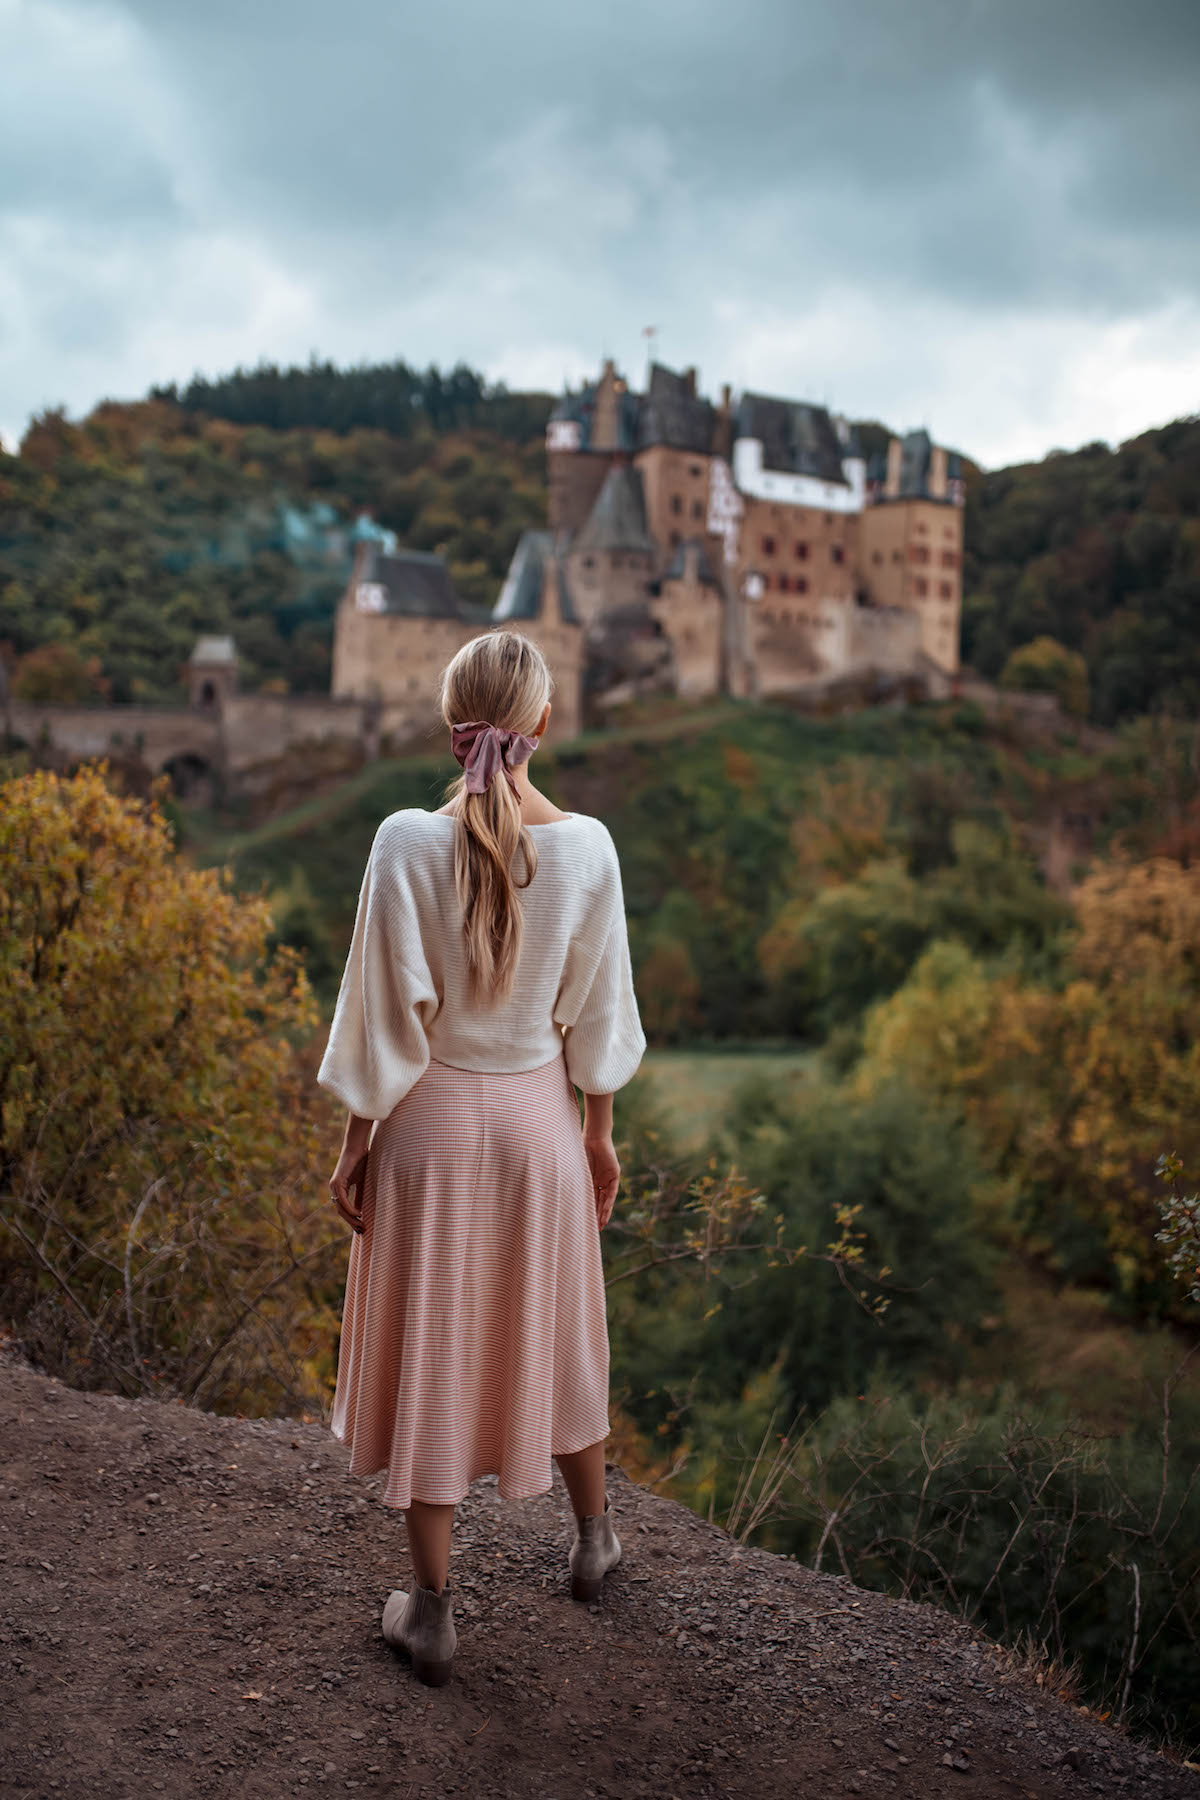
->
[683,366,697,397]
[929,445,948,500]
[885,437,903,500]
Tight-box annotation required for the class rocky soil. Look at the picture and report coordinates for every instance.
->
[2,1348,1197,1800]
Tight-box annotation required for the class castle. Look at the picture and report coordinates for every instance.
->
[331,358,966,741]
[5,358,966,800]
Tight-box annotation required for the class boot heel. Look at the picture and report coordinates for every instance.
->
[571,1572,603,1604]
[413,1655,454,1687]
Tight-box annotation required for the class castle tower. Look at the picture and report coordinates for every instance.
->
[857,429,965,674]
[565,464,657,625]
[187,636,238,711]
[546,359,638,537]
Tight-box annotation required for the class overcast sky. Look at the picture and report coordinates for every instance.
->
[2,0,1198,467]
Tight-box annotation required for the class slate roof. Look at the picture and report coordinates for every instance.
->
[899,429,933,498]
[549,379,640,452]
[900,431,966,496]
[493,532,580,626]
[868,431,965,501]
[189,634,238,665]
[734,393,849,486]
[662,536,721,587]
[831,414,864,460]
[574,465,656,555]
[355,545,464,618]
[637,363,718,454]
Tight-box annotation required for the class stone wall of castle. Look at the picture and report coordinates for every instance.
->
[858,498,961,673]
[331,568,585,745]
[649,547,725,698]
[6,700,225,776]
[635,445,715,566]
[565,546,656,627]
[331,598,475,712]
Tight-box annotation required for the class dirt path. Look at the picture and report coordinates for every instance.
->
[2,1350,1196,1800]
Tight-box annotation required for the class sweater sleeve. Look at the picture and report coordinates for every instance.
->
[555,828,646,1095]
[316,818,438,1120]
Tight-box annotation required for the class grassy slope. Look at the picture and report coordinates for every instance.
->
[184,690,1166,1015]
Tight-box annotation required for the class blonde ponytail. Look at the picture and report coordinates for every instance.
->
[438,631,553,1005]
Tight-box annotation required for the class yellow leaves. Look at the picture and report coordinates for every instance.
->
[856,857,1200,1293]
[0,761,339,1412]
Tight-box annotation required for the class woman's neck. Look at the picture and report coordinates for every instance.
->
[511,771,571,824]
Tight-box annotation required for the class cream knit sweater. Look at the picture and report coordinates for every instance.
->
[316,809,647,1120]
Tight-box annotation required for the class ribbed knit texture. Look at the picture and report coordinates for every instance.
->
[317,809,646,1119]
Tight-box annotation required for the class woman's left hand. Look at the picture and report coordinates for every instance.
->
[329,1147,370,1235]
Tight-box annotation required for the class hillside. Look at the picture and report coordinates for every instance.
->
[962,415,1200,722]
[0,398,547,702]
[193,693,1183,1030]
[3,356,1196,725]
[4,1347,1198,1799]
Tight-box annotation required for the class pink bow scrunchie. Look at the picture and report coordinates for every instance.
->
[450,720,540,797]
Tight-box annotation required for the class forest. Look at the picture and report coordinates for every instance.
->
[1,355,1198,727]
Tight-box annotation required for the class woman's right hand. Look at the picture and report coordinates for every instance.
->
[584,1132,621,1230]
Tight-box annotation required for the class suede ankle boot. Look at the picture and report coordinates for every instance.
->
[381,1576,457,1686]
[568,1496,622,1602]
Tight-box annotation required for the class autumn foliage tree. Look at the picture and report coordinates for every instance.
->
[856,857,1200,1308]
[0,763,344,1412]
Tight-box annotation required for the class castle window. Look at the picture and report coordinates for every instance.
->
[782,609,792,624]
[670,494,683,516]
[689,463,703,477]
[872,551,882,564]
[761,534,776,555]
[909,544,929,564]
[779,573,790,593]
[691,500,703,520]
[794,541,808,559]
[831,544,844,565]
[583,555,595,569]
[915,577,928,597]
[941,550,958,568]
[796,576,809,594]
[916,520,928,532]
[670,531,681,548]
[824,513,833,525]
[939,581,952,599]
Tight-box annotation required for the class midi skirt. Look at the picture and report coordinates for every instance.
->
[330,1049,612,1509]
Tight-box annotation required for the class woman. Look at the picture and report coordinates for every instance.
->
[318,628,646,1688]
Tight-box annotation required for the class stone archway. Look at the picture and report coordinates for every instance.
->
[162,752,216,806]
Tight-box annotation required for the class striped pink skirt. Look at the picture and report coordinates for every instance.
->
[331,1049,611,1509]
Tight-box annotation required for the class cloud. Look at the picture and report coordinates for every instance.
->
[1,0,1198,463]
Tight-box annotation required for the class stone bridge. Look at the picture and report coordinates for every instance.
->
[2,692,404,798]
